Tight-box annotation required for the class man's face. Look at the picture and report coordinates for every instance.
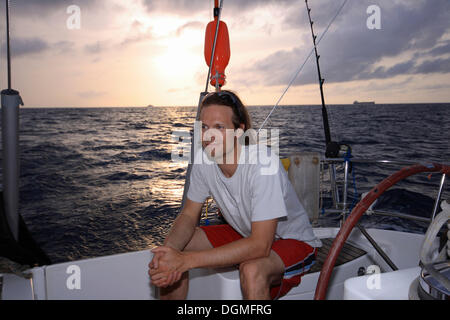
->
[200,104,239,163]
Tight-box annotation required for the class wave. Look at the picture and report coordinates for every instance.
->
[103,172,150,181]
[7,104,449,263]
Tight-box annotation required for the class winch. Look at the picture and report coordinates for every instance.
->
[410,201,449,300]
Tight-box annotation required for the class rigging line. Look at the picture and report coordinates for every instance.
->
[205,0,224,93]
[258,0,348,134]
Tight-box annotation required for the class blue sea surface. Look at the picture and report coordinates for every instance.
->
[1,103,449,263]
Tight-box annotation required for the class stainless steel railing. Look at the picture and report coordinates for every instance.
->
[319,157,448,226]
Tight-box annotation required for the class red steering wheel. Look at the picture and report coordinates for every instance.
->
[314,163,450,300]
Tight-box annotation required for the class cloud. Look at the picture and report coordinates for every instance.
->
[1,38,78,58]
[241,0,450,86]
[176,21,204,37]
[120,30,153,48]
[1,37,50,57]
[77,90,107,99]
[428,41,450,57]
[141,0,296,16]
[141,0,205,14]
[361,61,416,80]
[414,57,450,75]
[84,41,107,54]
[117,19,154,48]
[7,0,100,16]
[53,41,76,55]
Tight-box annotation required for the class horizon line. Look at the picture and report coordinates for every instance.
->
[19,102,450,108]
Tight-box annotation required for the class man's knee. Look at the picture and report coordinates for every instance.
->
[239,260,268,288]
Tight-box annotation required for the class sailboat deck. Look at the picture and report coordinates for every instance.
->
[310,238,367,273]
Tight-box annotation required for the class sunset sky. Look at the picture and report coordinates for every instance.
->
[0,0,449,107]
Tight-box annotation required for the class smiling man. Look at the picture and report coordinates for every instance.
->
[148,90,321,300]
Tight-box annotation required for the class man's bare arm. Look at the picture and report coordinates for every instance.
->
[163,198,203,250]
[184,219,277,269]
[149,198,203,272]
[150,218,277,287]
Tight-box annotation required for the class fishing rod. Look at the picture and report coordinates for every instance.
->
[303,0,350,213]
[305,0,340,158]
[257,0,348,157]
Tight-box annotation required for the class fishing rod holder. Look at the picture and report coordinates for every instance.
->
[321,157,449,229]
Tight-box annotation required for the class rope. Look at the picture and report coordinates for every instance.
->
[258,0,348,134]
[320,160,325,216]
[204,197,210,225]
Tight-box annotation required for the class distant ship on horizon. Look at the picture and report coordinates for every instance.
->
[353,100,375,105]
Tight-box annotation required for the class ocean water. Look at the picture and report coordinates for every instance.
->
[1,103,449,263]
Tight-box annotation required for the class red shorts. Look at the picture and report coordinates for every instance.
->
[200,224,317,299]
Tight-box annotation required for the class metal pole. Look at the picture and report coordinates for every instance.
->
[181,92,208,207]
[6,0,12,90]
[2,0,24,241]
[205,0,223,93]
[431,173,446,221]
[357,224,399,271]
[342,160,349,219]
[182,0,224,207]
[329,165,340,209]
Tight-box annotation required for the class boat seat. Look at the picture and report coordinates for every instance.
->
[187,236,369,300]
[310,238,367,273]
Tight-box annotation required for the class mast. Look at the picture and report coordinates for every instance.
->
[181,0,225,207]
[6,0,11,89]
[305,0,340,158]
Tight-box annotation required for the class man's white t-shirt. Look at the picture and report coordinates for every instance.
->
[187,144,322,248]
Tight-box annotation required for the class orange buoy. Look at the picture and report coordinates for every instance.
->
[204,5,230,88]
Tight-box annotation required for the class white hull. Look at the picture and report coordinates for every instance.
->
[1,227,433,300]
